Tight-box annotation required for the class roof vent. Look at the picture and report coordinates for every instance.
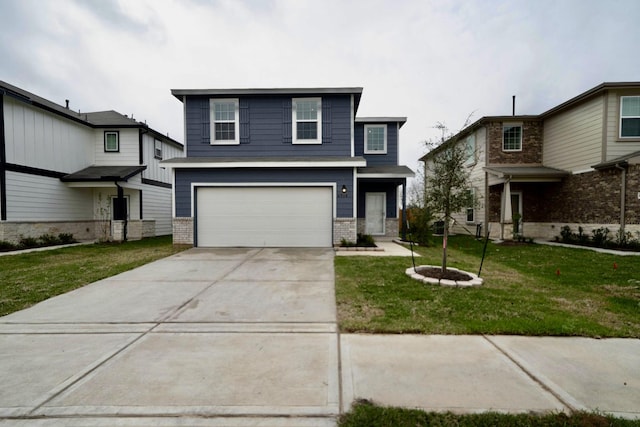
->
[65,99,69,109]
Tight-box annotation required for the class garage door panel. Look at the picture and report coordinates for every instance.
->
[196,187,332,247]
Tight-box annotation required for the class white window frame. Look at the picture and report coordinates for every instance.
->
[292,97,322,144]
[364,124,387,154]
[466,188,475,223]
[154,139,162,160]
[502,123,522,152]
[210,98,239,145]
[620,96,640,139]
[104,131,119,152]
[464,133,476,165]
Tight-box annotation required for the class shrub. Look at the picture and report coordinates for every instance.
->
[18,236,40,248]
[38,233,61,246]
[340,238,356,247]
[407,206,433,246]
[58,233,77,244]
[0,240,18,251]
[591,227,611,247]
[356,233,376,247]
[560,225,574,244]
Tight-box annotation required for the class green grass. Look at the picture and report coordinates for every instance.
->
[335,235,640,337]
[0,236,188,316]
[338,401,640,427]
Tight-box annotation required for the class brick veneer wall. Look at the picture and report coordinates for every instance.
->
[334,218,356,245]
[173,217,194,245]
[487,164,640,237]
[487,120,543,164]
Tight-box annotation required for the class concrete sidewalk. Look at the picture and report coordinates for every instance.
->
[0,247,639,425]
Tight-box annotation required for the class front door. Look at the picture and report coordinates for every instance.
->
[365,192,386,235]
[511,192,522,234]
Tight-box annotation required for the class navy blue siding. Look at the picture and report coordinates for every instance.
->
[185,95,352,157]
[357,182,399,219]
[175,168,354,217]
[354,122,399,165]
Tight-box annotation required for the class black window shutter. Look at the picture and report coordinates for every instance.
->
[239,99,250,144]
[201,99,210,144]
[283,99,292,143]
[322,99,331,143]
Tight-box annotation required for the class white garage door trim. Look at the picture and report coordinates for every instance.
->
[193,182,336,248]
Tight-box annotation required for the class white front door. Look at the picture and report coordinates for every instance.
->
[365,192,386,235]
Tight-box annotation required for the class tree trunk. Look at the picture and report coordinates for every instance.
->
[442,216,448,274]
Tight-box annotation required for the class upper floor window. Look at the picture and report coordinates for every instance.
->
[466,188,475,223]
[104,131,119,152]
[620,96,640,138]
[154,139,162,159]
[503,124,522,151]
[364,124,387,154]
[293,97,322,144]
[464,134,476,165]
[210,99,239,144]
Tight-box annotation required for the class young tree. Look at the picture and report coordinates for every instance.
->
[423,124,475,273]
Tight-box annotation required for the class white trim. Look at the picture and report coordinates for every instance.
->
[350,95,355,157]
[190,182,337,218]
[171,168,176,218]
[161,159,367,169]
[620,95,640,138]
[182,96,187,146]
[210,98,240,145]
[364,124,387,154]
[502,123,523,152]
[352,167,357,218]
[357,173,413,179]
[292,97,322,144]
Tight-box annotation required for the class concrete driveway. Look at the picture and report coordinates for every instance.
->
[0,248,340,426]
[1,245,639,425]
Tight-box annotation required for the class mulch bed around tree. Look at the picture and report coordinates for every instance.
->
[415,267,472,281]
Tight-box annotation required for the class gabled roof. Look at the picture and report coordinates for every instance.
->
[61,165,147,182]
[171,87,364,113]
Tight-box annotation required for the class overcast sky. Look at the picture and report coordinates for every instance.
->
[1,0,639,174]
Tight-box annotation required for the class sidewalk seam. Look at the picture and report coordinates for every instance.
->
[482,335,582,413]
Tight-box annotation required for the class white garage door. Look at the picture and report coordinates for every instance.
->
[196,186,333,247]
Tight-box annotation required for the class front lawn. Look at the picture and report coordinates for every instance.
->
[338,401,640,427]
[0,236,188,317]
[335,235,640,337]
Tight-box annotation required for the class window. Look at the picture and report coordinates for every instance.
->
[620,96,640,138]
[210,99,239,144]
[154,139,162,159]
[293,97,322,144]
[364,124,387,154]
[466,188,475,223]
[503,124,522,151]
[464,134,476,165]
[104,131,119,152]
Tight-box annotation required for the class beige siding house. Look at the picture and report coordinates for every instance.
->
[421,82,640,241]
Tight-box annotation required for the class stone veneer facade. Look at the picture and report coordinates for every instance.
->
[0,220,157,244]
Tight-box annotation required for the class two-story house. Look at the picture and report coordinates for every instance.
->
[162,87,413,247]
[420,82,640,241]
[0,80,184,243]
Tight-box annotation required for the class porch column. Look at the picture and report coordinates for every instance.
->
[401,179,407,240]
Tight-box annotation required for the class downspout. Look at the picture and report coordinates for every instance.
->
[115,181,127,242]
[615,163,627,237]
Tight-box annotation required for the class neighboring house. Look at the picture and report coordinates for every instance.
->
[162,87,414,247]
[420,82,640,241]
[0,80,184,243]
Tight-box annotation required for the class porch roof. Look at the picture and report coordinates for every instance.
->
[592,150,640,169]
[357,165,415,179]
[60,165,147,182]
[485,165,569,184]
